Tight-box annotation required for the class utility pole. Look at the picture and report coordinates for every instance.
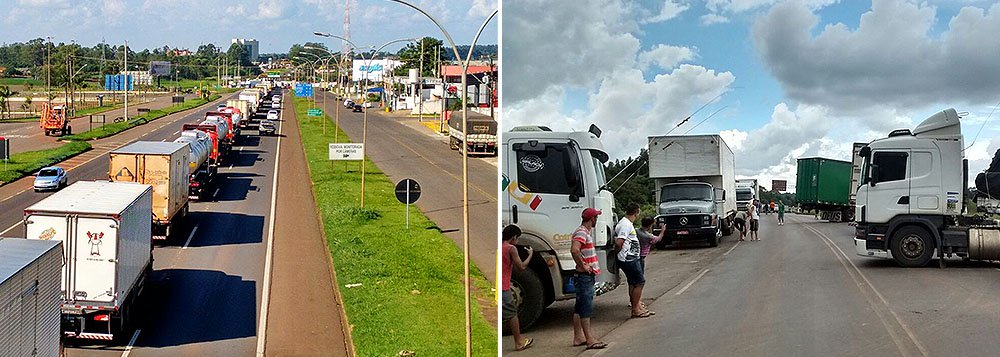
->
[46,36,51,105]
[418,38,424,122]
[436,44,443,133]
[124,40,128,121]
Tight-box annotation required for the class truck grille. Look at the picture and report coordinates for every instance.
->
[660,215,707,228]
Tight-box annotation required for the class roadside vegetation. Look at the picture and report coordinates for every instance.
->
[291,97,497,356]
[0,141,91,184]
[63,94,221,141]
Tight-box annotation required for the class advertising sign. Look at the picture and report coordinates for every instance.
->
[149,61,172,76]
[104,75,134,91]
[351,59,402,82]
[772,180,787,192]
[329,143,364,160]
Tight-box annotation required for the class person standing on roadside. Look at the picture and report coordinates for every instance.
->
[571,208,607,350]
[637,217,666,273]
[502,224,534,351]
[616,202,652,318]
[748,199,761,241]
[734,209,748,241]
[777,201,785,226]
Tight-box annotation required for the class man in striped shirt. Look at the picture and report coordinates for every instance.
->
[571,207,607,350]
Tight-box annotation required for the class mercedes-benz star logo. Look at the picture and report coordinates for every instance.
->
[679,217,688,226]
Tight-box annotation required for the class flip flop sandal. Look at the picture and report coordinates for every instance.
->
[516,338,534,351]
[631,311,653,318]
[586,342,608,350]
[573,341,587,347]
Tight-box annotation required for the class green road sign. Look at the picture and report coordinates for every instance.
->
[308,108,323,116]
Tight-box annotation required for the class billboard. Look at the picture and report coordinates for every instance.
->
[351,59,402,82]
[104,75,134,91]
[149,61,172,76]
[772,179,787,192]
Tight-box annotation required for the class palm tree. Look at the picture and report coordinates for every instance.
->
[21,97,32,118]
[0,85,17,121]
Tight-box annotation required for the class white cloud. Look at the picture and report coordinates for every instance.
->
[642,0,690,24]
[700,13,730,25]
[257,0,288,19]
[226,4,248,17]
[102,0,126,18]
[720,129,747,151]
[637,44,696,70]
[17,0,69,7]
[469,0,497,18]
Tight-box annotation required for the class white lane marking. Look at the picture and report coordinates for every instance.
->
[675,269,709,296]
[120,329,141,357]
[213,187,220,197]
[256,95,283,356]
[1,221,20,236]
[182,225,199,250]
[803,223,929,356]
[172,130,179,135]
[723,241,741,256]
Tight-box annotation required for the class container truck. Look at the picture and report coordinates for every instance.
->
[796,157,853,222]
[850,142,868,220]
[24,181,153,340]
[110,141,190,241]
[735,179,759,211]
[217,108,243,136]
[855,108,1000,268]
[648,134,737,247]
[501,124,620,330]
[448,115,497,156]
[173,129,216,200]
[226,99,252,127]
[239,91,260,113]
[0,238,62,356]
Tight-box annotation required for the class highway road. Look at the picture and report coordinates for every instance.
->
[316,92,499,283]
[507,214,1000,356]
[0,91,282,355]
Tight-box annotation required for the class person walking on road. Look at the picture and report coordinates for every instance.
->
[616,203,652,319]
[637,216,666,273]
[571,208,607,350]
[777,201,786,226]
[734,209,748,241]
[748,199,761,241]
[502,224,534,352]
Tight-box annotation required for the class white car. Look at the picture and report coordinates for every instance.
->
[343,99,355,108]
[267,110,279,120]
[34,167,67,192]
[271,101,281,109]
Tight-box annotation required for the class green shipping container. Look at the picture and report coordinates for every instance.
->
[795,157,852,207]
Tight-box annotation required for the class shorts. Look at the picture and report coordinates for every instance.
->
[639,256,646,272]
[618,258,645,286]
[573,273,596,318]
[502,290,517,323]
[750,219,759,232]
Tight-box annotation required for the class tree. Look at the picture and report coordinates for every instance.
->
[604,149,655,216]
[227,43,249,66]
[393,37,444,77]
[0,85,15,120]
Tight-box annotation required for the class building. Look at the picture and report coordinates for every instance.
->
[170,48,193,56]
[232,38,260,63]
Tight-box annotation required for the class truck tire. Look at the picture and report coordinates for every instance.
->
[449,136,459,150]
[721,219,732,236]
[890,226,935,267]
[505,267,545,334]
[707,229,719,247]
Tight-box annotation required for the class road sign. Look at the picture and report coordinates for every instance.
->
[772,180,787,192]
[395,178,421,229]
[0,136,9,161]
[295,83,314,97]
[328,143,364,160]
[395,179,421,204]
[104,74,133,91]
[308,108,323,117]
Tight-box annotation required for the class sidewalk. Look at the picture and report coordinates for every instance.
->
[263,93,353,356]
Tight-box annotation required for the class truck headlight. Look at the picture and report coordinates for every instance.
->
[705,215,714,225]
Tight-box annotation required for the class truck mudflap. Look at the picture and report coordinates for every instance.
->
[854,237,892,259]
[595,248,620,296]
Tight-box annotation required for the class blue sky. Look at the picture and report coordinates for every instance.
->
[503,0,1000,190]
[0,0,497,54]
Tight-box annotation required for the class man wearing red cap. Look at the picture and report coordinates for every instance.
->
[570,207,607,350]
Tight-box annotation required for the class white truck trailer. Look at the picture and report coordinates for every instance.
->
[648,134,737,247]
[0,238,62,356]
[855,108,1000,267]
[501,124,620,330]
[735,178,759,211]
[24,181,153,340]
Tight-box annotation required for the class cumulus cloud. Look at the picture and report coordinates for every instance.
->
[642,0,690,24]
[637,44,696,70]
[469,0,497,18]
[753,0,1000,114]
[256,0,288,19]
[700,13,730,25]
[102,0,126,18]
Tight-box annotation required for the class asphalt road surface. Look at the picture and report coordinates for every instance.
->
[316,92,499,283]
[0,91,285,356]
[508,213,1000,356]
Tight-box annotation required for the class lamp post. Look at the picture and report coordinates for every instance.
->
[304,46,343,136]
[386,2,497,355]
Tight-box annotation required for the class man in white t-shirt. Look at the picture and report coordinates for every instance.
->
[615,202,652,318]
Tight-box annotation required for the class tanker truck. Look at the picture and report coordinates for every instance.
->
[174,129,215,200]
[855,108,1000,267]
[201,112,234,155]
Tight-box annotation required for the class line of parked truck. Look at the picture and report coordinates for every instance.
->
[0,83,281,353]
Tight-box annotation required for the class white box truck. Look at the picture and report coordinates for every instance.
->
[648,134,737,247]
[0,238,62,356]
[735,178,759,211]
[110,141,190,241]
[24,181,153,340]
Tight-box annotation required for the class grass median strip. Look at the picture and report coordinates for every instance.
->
[63,94,221,141]
[0,141,91,184]
[291,97,497,356]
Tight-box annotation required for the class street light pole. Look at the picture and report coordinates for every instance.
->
[387,2,497,355]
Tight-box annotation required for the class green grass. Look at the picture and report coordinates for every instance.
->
[0,77,43,86]
[63,94,221,141]
[0,141,91,184]
[291,97,497,356]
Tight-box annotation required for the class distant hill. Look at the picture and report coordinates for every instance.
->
[442,45,497,61]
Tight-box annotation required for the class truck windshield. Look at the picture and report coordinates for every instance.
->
[736,189,752,201]
[592,156,607,189]
[661,184,713,202]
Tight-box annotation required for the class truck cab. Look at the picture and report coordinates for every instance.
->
[656,181,728,246]
[501,124,619,329]
[735,179,758,211]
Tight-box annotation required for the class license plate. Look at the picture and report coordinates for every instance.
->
[677,230,689,235]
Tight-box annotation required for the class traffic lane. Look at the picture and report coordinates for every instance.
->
[501,233,742,355]
[579,216,898,357]
[317,93,498,281]
[801,215,1000,356]
[0,93,238,239]
[63,99,280,356]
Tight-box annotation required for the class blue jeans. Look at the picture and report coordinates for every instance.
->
[573,273,596,318]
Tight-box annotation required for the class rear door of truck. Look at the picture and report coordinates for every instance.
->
[70,216,119,305]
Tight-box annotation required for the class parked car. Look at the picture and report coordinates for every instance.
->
[344,99,355,108]
[33,167,67,192]
[217,103,227,110]
[271,101,281,109]
[352,104,364,113]
[267,110,279,120]
[259,120,277,135]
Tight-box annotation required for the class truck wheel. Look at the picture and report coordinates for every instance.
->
[890,226,934,267]
[449,136,459,150]
[707,229,719,247]
[721,219,732,236]
[844,209,855,222]
[505,267,545,334]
